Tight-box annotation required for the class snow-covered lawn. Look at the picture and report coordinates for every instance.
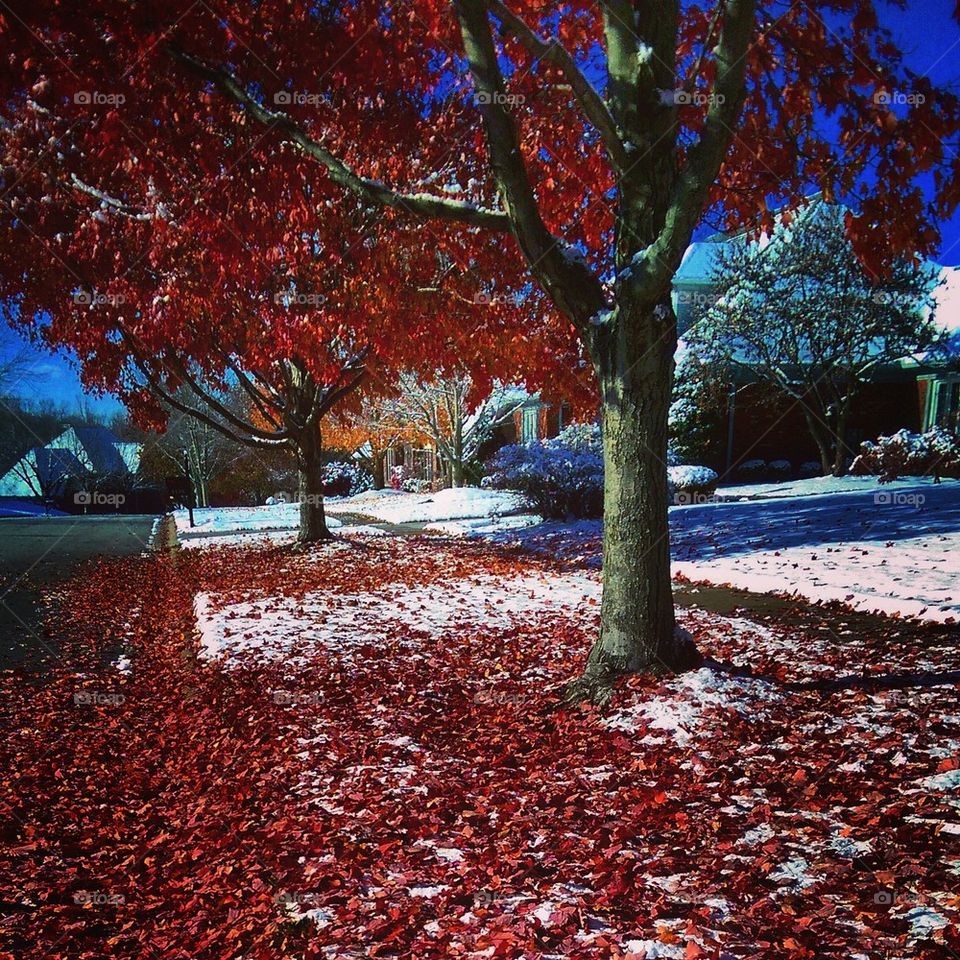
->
[175,486,526,543]
[187,535,960,956]
[341,486,525,524]
[714,473,953,502]
[444,479,960,622]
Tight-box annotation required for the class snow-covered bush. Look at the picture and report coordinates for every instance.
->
[485,428,604,519]
[669,465,719,504]
[769,459,792,476]
[402,477,431,493]
[799,461,822,477]
[486,421,706,518]
[735,459,767,482]
[850,428,960,481]
[321,461,372,498]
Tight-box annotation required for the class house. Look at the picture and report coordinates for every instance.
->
[0,425,142,501]
[672,199,960,473]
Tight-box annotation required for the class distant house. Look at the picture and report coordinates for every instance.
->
[0,426,142,501]
[672,200,960,473]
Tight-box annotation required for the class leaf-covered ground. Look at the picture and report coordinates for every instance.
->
[2,535,958,959]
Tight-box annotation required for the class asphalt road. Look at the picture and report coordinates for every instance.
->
[0,514,158,671]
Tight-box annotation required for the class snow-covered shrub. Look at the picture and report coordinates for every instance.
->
[768,459,792,477]
[485,432,604,520]
[669,465,719,504]
[321,461,372,498]
[402,477,431,493]
[735,459,767,482]
[799,461,822,478]
[850,428,960,481]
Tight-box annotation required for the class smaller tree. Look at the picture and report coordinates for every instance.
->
[395,372,523,488]
[322,394,420,489]
[689,201,943,476]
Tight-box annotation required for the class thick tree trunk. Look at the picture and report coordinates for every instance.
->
[572,337,700,700]
[450,459,465,488]
[295,427,333,545]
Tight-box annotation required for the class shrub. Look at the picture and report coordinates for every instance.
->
[321,461,372,497]
[485,422,710,518]
[669,465,719,504]
[768,459,792,477]
[485,430,604,520]
[799,461,822,478]
[850,428,960,481]
[735,459,767,482]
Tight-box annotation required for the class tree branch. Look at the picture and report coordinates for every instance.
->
[486,0,629,170]
[166,45,512,232]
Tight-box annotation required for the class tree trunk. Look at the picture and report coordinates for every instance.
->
[371,453,385,490]
[295,427,333,544]
[572,335,700,701]
[831,404,851,477]
[450,458,465,488]
[799,407,832,476]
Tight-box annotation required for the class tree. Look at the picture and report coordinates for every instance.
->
[688,200,943,476]
[322,394,421,490]
[2,2,959,692]
[395,372,523,487]
[134,391,246,508]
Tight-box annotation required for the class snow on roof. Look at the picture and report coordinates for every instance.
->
[927,264,960,334]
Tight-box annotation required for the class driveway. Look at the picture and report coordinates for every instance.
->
[0,514,159,671]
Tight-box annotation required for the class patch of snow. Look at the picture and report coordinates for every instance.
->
[898,905,949,940]
[195,571,601,666]
[769,857,816,889]
[357,487,526,524]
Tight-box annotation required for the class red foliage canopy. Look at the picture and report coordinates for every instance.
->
[2,1,957,424]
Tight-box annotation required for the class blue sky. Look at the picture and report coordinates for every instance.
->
[2,0,959,419]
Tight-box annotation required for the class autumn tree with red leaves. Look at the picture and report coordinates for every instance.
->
[2,1,959,690]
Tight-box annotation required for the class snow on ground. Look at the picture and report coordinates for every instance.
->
[183,536,960,955]
[174,486,524,543]
[196,569,601,666]
[174,501,345,537]
[714,474,952,502]
[349,486,526,524]
[454,480,960,622]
